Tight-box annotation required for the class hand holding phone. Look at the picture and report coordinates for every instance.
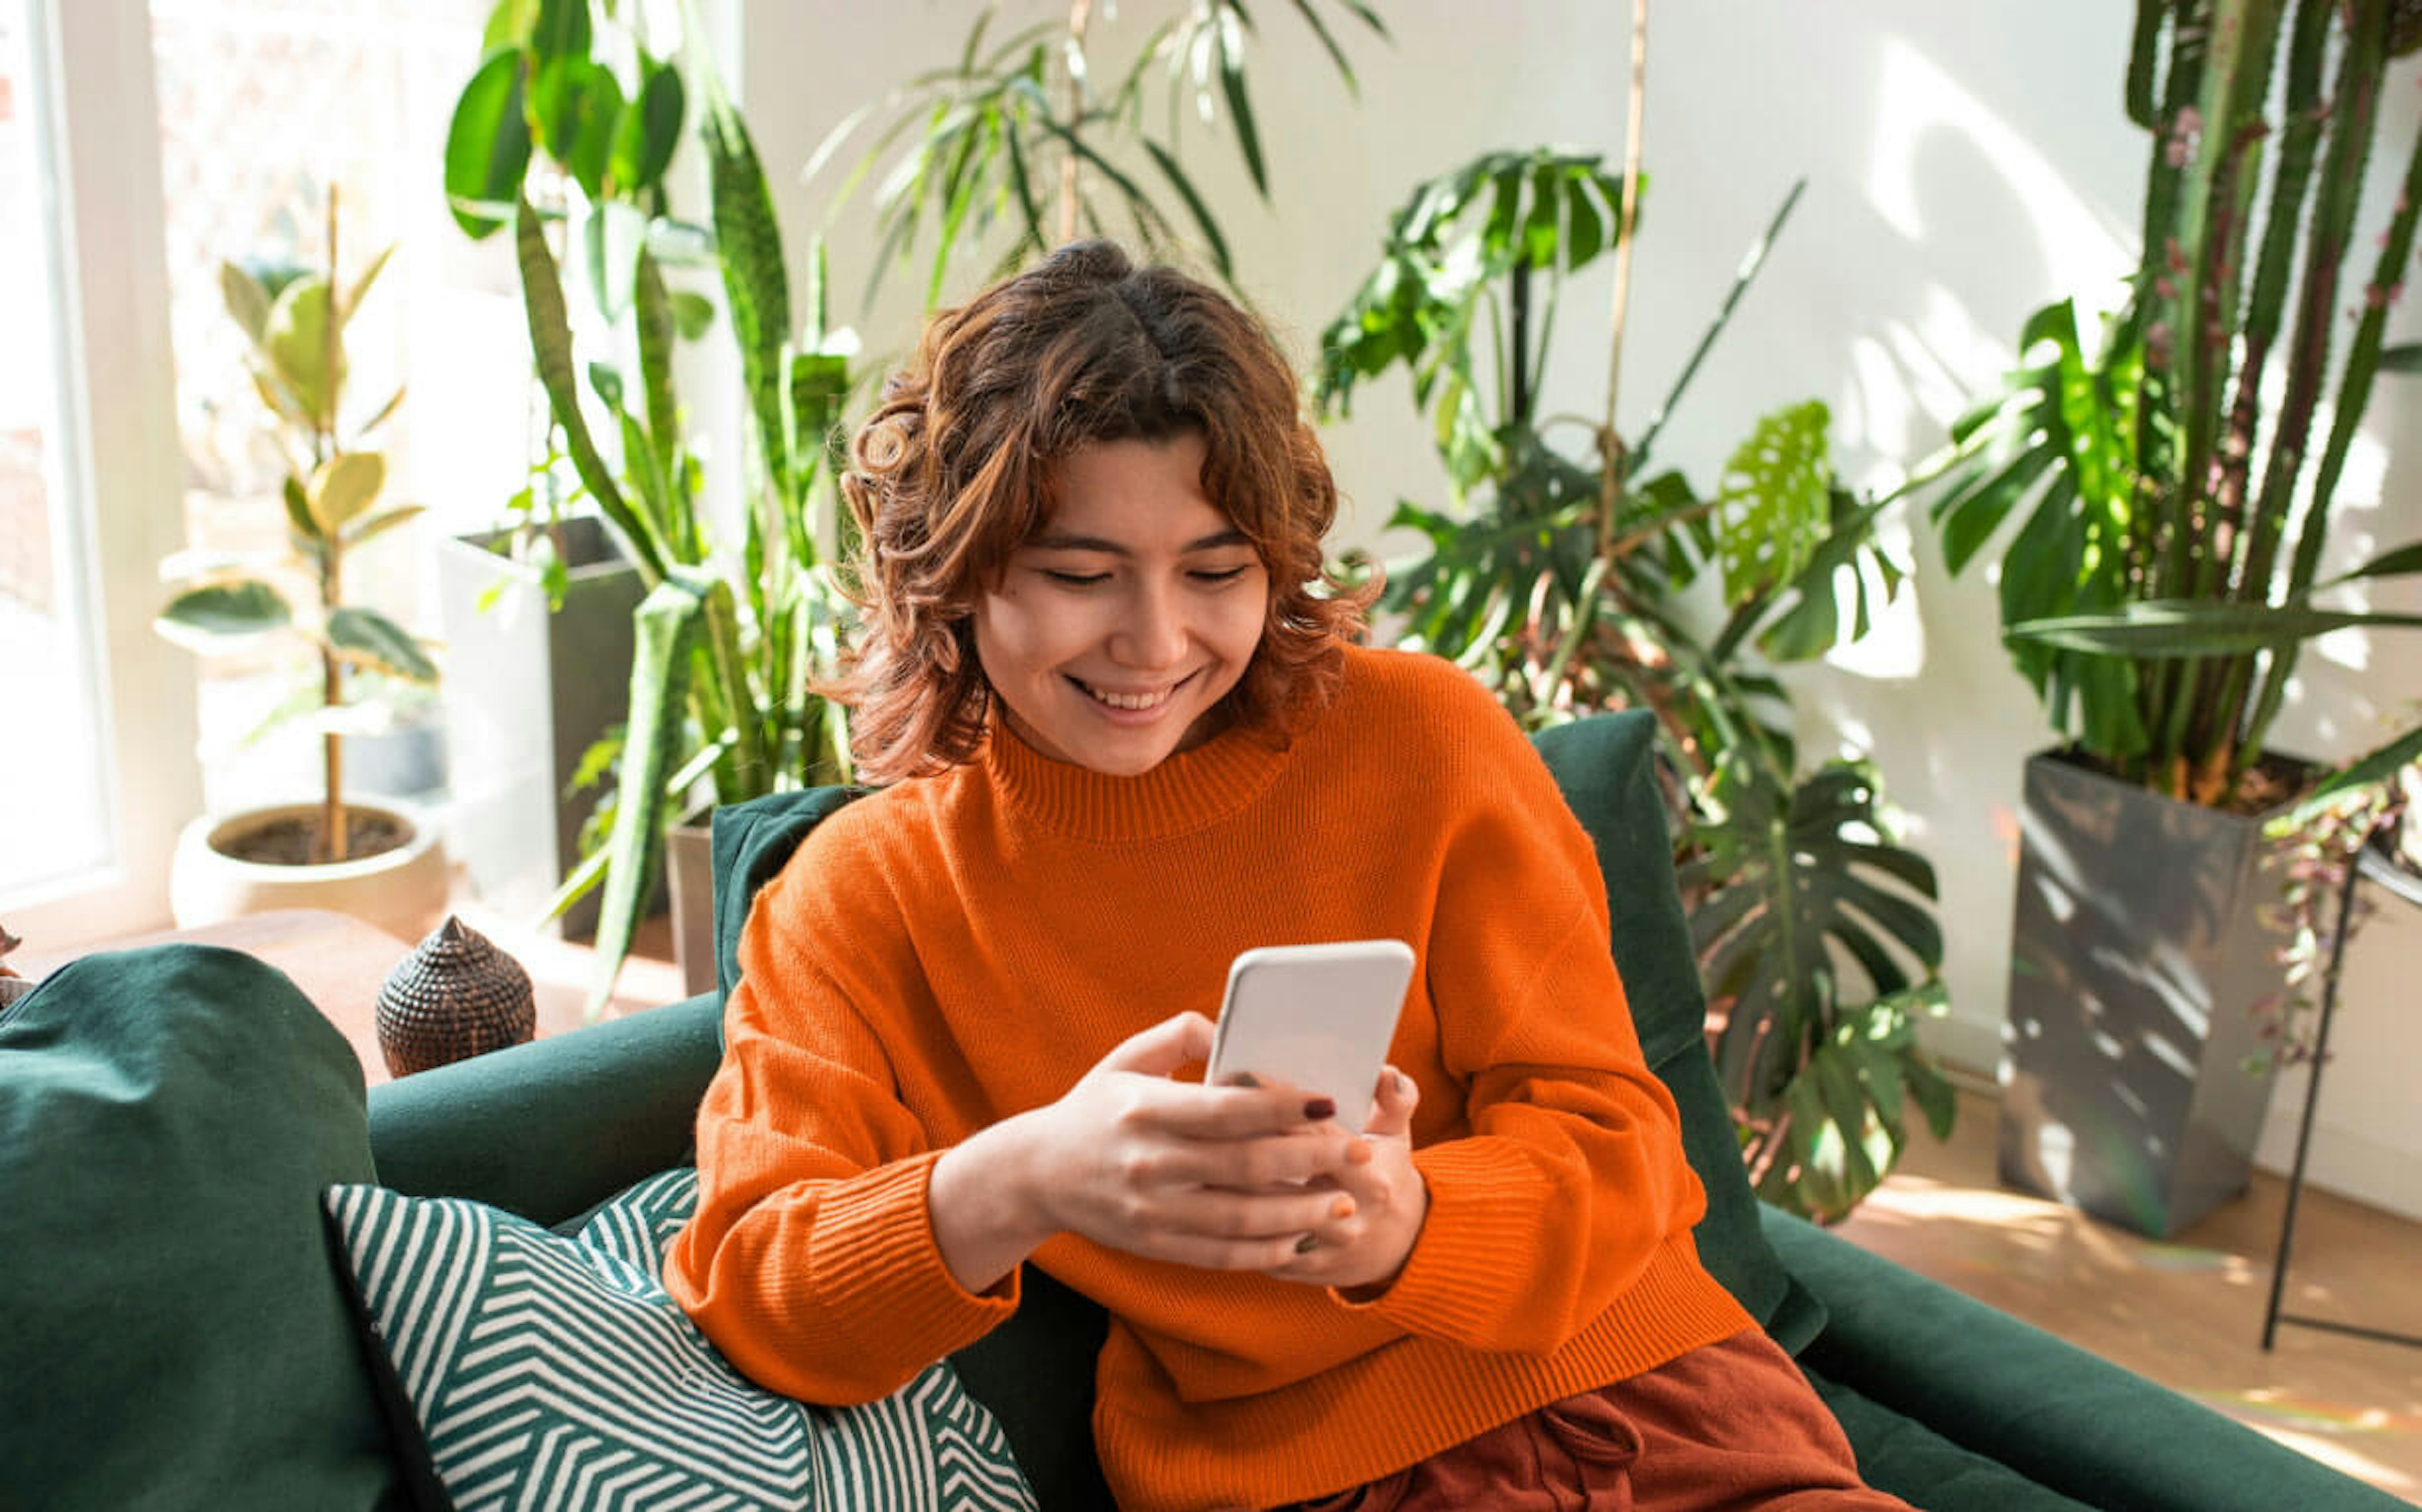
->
[1205,940,1415,1135]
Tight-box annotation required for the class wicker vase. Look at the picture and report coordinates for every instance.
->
[375,915,536,1077]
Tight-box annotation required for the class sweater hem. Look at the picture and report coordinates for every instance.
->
[1092,1238,1753,1512]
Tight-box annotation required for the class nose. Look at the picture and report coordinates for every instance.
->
[1111,578,1190,670]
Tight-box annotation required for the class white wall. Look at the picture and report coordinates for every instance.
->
[731,2,2422,1218]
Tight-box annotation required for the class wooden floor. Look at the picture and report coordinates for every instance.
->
[1835,1086,2422,1504]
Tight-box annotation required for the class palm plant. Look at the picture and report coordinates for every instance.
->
[445,0,857,1009]
[155,192,434,864]
[1932,0,2422,809]
[1315,29,1953,1217]
[812,0,1388,306]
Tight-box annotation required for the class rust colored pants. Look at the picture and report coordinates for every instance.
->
[1272,1329,1913,1511]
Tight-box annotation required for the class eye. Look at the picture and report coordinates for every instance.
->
[1190,566,1252,584]
[1041,569,1111,587]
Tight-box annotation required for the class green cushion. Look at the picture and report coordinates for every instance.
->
[324,1168,1036,1510]
[1803,1367,2095,1510]
[0,946,406,1510]
[1533,712,1823,1351]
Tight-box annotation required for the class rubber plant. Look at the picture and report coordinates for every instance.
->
[1931,0,2422,811]
[1314,4,1952,1222]
[445,0,858,1011]
[155,189,435,864]
[812,0,1388,306]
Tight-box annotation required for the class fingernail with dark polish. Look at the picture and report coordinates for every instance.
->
[1295,1234,1321,1254]
[1304,1097,1336,1120]
[1227,1073,1261,1089]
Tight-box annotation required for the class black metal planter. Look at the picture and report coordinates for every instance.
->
[1999,750,2293,1238]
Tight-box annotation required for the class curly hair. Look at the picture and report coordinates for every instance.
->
[827,240,1376,783]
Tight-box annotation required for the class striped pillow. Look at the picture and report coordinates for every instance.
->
[323,1168,1036,1511]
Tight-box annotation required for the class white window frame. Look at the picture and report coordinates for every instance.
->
[5,0,199,944]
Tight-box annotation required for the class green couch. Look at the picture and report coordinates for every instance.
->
[6,709,2401,1509]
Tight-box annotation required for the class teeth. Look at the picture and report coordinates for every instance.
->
[1080,681,1172,711]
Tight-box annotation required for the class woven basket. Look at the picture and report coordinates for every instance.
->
[375,916,535,1077]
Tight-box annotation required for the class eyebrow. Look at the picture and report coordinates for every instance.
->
[1022,528,1253,555]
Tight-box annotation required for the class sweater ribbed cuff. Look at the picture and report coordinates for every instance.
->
[1345,1139,1564,1342]
[807,1152,1020,1363]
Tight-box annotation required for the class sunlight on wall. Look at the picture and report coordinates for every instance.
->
[1866,37,2132,309]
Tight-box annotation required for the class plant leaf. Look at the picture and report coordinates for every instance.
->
[443,49,532,240]
[325,606,437,682]
[156,580,293,643]
[308,451,385,533]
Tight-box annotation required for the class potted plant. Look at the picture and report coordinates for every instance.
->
[156,192,447,942]
[1929,0,2422,1236]
[1314,6,1955,1224]
[432,445,646,941]
[444,0,857,1011]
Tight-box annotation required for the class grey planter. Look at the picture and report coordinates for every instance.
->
[665,817,717,999]
[435,518,645,938]
[1999,749,2293,1238]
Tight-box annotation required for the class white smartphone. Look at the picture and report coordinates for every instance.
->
[1205,939,1417,1135]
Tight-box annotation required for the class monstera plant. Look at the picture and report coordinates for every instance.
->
[445,0,858,1009]
[1318,132,1954,1221]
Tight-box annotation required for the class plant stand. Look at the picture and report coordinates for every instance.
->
[2261,823,2422,1354]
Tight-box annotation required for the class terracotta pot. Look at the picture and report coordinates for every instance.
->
[169,798,449,943]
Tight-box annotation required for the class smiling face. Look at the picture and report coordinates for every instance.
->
[972,431,1273,777]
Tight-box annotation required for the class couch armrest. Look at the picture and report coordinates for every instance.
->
[366,994,723,1226]
[1760,1206,2408,1512]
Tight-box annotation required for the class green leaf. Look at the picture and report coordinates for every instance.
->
[307,451,385,533]
[443,49,532,240]
[262,276,342,426]
[611,55,686,194]
[1140,139,1233,280]
[325,606,437,682]
[2010,600,2422,658]
[583,199,648,320]
[341,504,425,549]
[481,0,539,55]
[156,580,293,641]
[219,260,272,344]
[2378,342,2422,373]
[2274,724,2422,828]
[516,193,658,581]
[1715,399,1831,603]
[698,79,792,513]
[531,0,590,63]
[339,243,395,328]
[668,290,715,340]
[530,55,623,197]
[2322,538,2422,586]
[587,572,708,1016]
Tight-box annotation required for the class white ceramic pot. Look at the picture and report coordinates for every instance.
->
[170,798,450,941]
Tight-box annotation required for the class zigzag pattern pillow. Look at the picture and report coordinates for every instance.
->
[324,1168,1036,1511]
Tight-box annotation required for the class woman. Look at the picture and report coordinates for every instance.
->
[666,241,1909,1512]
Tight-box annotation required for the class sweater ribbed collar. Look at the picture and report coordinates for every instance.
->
[978,707,1296,842]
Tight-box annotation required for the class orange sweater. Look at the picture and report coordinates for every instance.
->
[666,645,1750,1511]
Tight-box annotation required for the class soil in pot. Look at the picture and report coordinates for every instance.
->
[218,810,411,866]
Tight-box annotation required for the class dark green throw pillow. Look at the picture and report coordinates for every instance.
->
[0,945,406,1510]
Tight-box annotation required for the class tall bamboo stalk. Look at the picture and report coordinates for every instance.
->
[1595,0,1647,554]
[1058,0,1096,244]
[320,189,349,863]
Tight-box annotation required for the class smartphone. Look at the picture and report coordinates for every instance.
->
[1205,939,1417,1135]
